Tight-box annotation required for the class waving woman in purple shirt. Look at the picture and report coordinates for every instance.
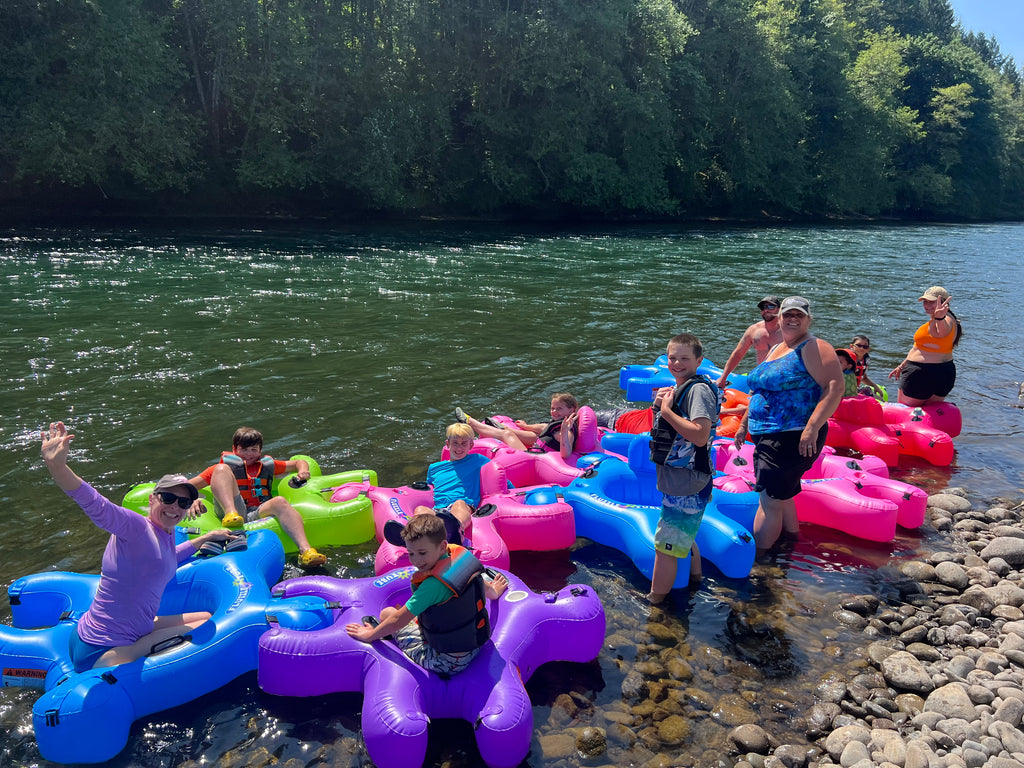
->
[41,421,235,671]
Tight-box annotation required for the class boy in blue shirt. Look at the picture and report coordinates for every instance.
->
[347,515,508,675]
[384,423,489,546]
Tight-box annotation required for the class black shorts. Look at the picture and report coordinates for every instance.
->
[898,360,956,400]
[751,426,828,501]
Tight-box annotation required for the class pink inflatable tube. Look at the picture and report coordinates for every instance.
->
[257,570,605,768]
[827,396,956,467]
[330,463,575,575]
[446,406,608,487]
[713,440,927,539]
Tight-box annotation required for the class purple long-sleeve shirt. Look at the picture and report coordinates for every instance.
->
[68,481,195,647]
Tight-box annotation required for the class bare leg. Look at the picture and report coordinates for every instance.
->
[258,496,314,552]
[753,493,798,551]
[464,416,531,450]
[94,611,213,668]
[649,550,677,602]
[897,390,930,407]
[209,464,246,522]
[689,542,702,583]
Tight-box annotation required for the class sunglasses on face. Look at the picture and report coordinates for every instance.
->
[854,343,869,349]
[760,304,778,310]
[155,491,193,509]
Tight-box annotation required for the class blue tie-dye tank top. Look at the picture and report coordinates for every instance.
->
[746,339,822,434]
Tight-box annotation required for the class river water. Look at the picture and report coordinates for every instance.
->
[1,222,1022,767]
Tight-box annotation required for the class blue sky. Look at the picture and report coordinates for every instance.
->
[948,0,1024,68]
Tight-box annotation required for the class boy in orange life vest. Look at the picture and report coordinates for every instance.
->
[346,515,509,676]
[188,426,327,569]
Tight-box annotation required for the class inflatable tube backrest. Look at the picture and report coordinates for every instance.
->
[834,394,884,425]
[574,406,599,454]
[479,460,508,497]
[626,433,655,476]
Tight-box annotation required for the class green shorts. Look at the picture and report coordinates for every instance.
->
[654,483,711,559]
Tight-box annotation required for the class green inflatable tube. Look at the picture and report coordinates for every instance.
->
[122,455,377,553]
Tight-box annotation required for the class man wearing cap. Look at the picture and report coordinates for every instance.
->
[40,421,236,670]
[715,296,784,389]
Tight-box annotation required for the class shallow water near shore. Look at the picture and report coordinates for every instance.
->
[1,222,1022,766]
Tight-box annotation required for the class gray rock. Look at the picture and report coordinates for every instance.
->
[925,683,979,720]
[905,740,934,768]
[976,652,1009,674]
[987,583,1024,608]
[910,642,944,662]
[883,651,938,694]
[936,562,971,590]
[981,539,1024,567]
[772,744,809,768]
[825,725,872,760]
[984,758,1024,768]
[947,655,978,679]
[989,720,1024,753]
[929,494,973,513]
[935,717,981,744]
[903,561,939,581]
[967,684,996,705]
[994,697,1024,727]
[962,748,987,768]
[988,558,1013,577]
[840,740,871,768]
[960,587,998,615]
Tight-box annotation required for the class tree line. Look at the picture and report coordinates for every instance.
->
[2,0,1022,220]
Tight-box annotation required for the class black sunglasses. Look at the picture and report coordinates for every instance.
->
[853,343,869,349]
[759,303,779,309]
[155,491,193,509]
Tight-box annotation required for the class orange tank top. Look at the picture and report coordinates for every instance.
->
[913,321,955,354]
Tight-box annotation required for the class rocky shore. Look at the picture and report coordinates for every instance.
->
[726,489,1024,768]
[531,488,1024,768]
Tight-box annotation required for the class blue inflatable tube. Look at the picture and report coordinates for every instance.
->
[2,530,294,764]
[560,433,756,584]
[619,357,749,401]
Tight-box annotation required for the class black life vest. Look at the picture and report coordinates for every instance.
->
[411,544,490,653]
[649,374,719,472]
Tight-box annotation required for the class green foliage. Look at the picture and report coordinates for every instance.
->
[1,0,1022,219]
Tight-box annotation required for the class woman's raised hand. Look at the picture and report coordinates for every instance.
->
[40,421,74,466]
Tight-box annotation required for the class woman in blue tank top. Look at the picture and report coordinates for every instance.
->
[732,297,844,552]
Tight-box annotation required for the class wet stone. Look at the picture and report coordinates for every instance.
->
[902,561,938,581]
[576,727,608,757]
[729,724,771,754]
[928,494,973,513]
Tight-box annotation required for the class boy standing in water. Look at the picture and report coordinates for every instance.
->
[347,514,508,675]
[189,426,327,568]
[648,333,720,603]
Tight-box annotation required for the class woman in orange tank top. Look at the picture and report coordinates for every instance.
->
[888,286,962,406]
